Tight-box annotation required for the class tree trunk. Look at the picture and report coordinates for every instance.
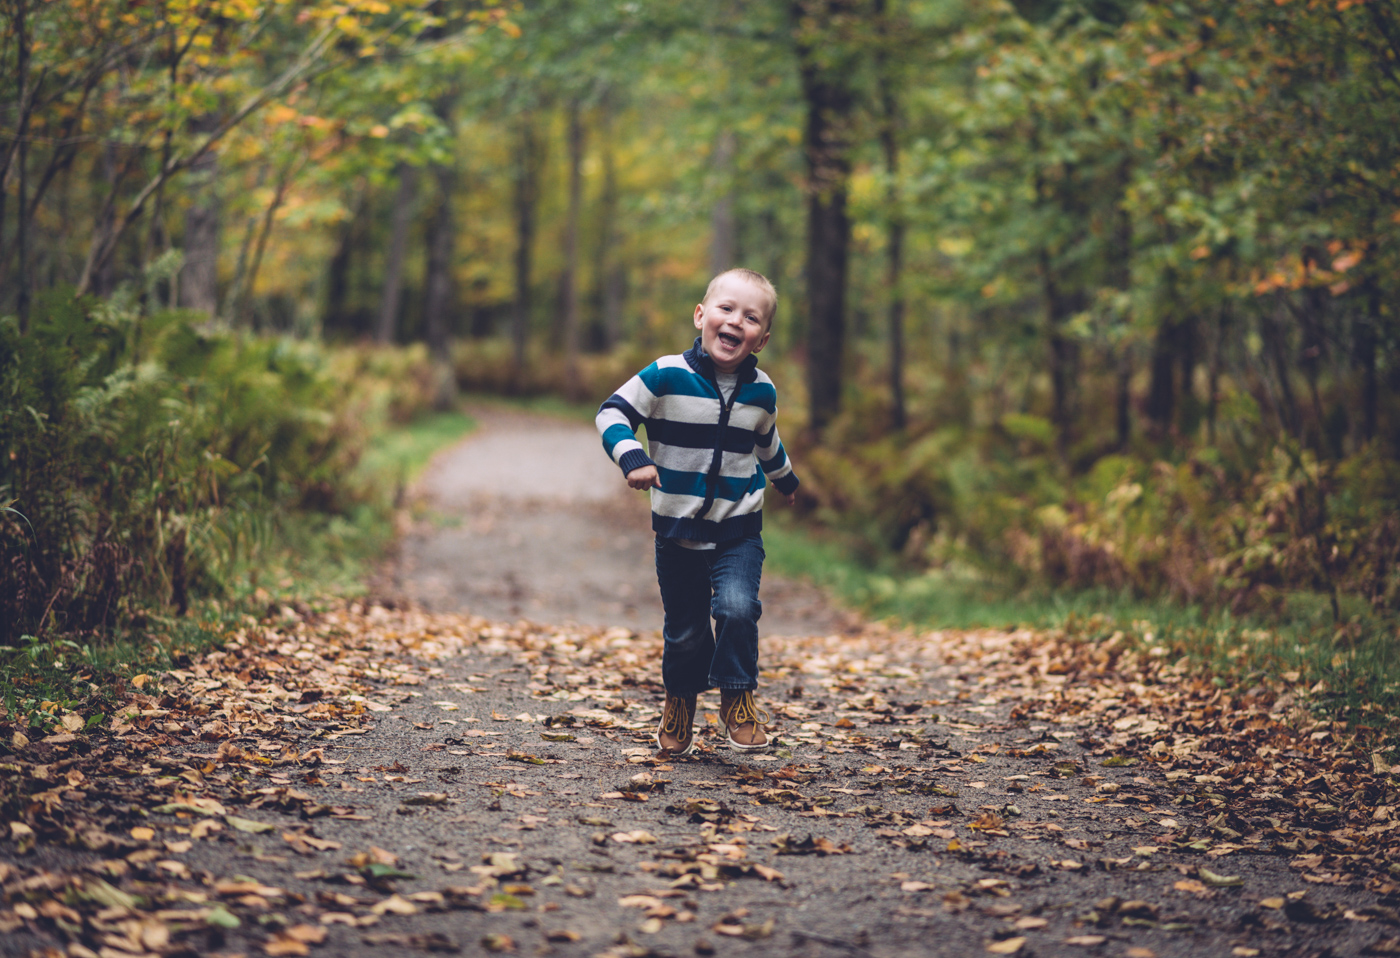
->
[1261,306,1300,437]
[422,161,456,399]
[177,115,222,318]
[709,129,737,276]
[1109,154,1133,451]
[591,94,621,351]
[1116,350,1132,451]
[221,164,268,326]
[1041,249,1084,456]
[1207,308,1227,447]
[1298,272,1328,449]
[875,0,905,430]
[91,142,123,298]
[1359,282,1379,443]
[239,164,293,329]
[376,163,419,344]
[596,100,624,351]
[14,0,30,329]
[560,98,584,398]
[324,181,367,334]
[511,115,543,376]
[791,0,857,436]
[1146,317,1178,434]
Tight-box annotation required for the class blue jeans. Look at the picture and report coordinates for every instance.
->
[654,534,764,694]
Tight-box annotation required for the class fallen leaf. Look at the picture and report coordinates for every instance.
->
[401,792,449,806]
[987,937,1025,954]
[8,822,34,854]
[284,924,328,944]
[1199,867,1244,887]
[371,894,418,916]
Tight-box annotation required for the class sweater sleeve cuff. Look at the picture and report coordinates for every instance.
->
[618,449,656,476]
[772,472,799,496]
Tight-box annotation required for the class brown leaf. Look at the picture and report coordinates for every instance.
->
[284,924,328,944]
[264,936,311,957]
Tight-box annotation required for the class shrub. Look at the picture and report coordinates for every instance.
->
[0,290,432,642]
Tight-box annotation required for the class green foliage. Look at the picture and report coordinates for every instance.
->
[0,291,436,642]
[791,352,1400,618]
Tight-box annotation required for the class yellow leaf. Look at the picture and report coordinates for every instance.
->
[987,937,1025,954]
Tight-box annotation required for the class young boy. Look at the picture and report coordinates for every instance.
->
[596,268,800,755]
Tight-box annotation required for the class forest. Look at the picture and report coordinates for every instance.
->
[2,0,1398,657]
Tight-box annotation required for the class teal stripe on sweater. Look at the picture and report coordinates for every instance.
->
[656,465,766,502]
[638,362,718,400]
[600,422,636,459]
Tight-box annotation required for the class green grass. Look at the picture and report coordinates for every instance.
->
[358,409,478,488]
[763,517,1162,628]
[764,515,1400,735]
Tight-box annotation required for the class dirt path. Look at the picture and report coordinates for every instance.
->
[392,407,849,637]
[1,411,1393,958]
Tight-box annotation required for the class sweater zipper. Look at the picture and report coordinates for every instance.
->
[697,376,735,519]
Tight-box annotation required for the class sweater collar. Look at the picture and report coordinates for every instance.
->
[684,336,759,383]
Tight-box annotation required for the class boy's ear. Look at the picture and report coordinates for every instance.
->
[693,303,705,329]
[753,329,772,354]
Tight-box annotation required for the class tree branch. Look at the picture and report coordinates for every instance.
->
[75,21,339,296]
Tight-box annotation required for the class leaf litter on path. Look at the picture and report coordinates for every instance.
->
[0,602,1396,955]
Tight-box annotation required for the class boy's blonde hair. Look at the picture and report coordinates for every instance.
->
[703,268,778,328]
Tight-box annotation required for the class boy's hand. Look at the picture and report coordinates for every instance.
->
[626,465,661,491]
[784,491,797,506]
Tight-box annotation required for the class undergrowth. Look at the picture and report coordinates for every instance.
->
[0,285,478,725]
[764,515,1400,735]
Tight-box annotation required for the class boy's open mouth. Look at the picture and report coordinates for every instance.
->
[717,332,741,348]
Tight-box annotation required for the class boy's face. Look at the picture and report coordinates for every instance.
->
[693,275,773,374]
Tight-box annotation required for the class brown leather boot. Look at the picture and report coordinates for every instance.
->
[656,693,697,755]
[719,689,771,751]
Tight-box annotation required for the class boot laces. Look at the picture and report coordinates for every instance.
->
[661,696,693,738]
[725,690,770,729]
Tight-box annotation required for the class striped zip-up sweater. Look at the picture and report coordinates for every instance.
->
[597,338,800,542]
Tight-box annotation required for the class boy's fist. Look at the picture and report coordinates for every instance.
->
[626,464,661,491]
